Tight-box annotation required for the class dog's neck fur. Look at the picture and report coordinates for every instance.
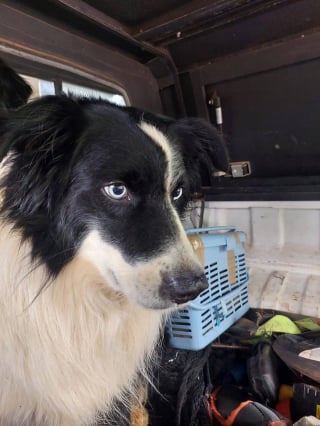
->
[0,221,165,425]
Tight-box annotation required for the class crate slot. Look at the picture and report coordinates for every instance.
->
[171,321,191,327]
[199,289,210,299]
[172,334,192,339]
[202,326,214,336]
[201,313,211,323]
[172,327,192,333]
[202,319,213,330]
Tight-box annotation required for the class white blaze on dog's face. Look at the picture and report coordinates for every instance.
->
[77,119,207,310]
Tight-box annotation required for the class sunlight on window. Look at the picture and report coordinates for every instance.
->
[62,82,126,106]
[19,75,126,106]
[20,75,55,100]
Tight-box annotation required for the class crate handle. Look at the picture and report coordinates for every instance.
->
[186,226,236,235]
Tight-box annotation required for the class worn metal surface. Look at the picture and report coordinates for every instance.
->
[1,0,320,115]
[0,2,162,110]
[133,0,291,44]
[3,0,319,73]
[195,200,320,316]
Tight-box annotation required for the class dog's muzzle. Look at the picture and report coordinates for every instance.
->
[159,269,208,305]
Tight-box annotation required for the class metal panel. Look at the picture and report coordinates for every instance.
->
[169,0,320,70]
[0,2,161,111]
[190,200,320,316]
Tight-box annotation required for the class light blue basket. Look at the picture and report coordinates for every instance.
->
[167,226,250,351]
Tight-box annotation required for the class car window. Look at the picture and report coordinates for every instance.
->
[62,81,126,106]
[20,75,126,106]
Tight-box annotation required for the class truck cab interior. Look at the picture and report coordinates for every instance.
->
[1,1,320,425]
[1,0,319,197]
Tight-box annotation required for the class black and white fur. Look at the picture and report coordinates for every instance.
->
[0,63,228,425]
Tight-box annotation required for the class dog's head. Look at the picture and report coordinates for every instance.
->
[1,95,228,309]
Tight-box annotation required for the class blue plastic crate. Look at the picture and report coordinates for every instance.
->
[167,226,250,350]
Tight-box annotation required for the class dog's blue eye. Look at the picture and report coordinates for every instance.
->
[104,183,129,200]
[172,187,183,201]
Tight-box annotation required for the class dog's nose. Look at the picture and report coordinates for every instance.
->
[159,270,208,304]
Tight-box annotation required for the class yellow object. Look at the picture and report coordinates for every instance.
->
[295,318,320,332]
[227,250,237,284]
[278,384,293,401]
[188,235,205,266]
[256,315,301,336]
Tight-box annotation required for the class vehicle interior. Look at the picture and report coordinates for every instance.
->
[1,1,320,424]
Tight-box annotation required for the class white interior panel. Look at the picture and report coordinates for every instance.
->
[189,201,320,316]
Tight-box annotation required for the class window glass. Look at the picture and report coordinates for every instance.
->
[18,75,126,106]
[62,82,126,106]
[20,75,55,99]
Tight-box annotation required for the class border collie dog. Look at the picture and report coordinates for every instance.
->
[0,62,228,425]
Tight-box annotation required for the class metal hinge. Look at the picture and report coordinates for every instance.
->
[229,161,252,178]
[213,161,252,178]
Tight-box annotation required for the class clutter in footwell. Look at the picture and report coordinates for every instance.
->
[147,309,320,426]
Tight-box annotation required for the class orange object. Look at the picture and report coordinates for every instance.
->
[278,385,293,402]
[209,388,252,426]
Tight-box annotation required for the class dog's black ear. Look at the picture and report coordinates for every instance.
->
[1,95,85,213]
[6,95,84,155]
[0,59,32,110]
[167,117,229,191]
